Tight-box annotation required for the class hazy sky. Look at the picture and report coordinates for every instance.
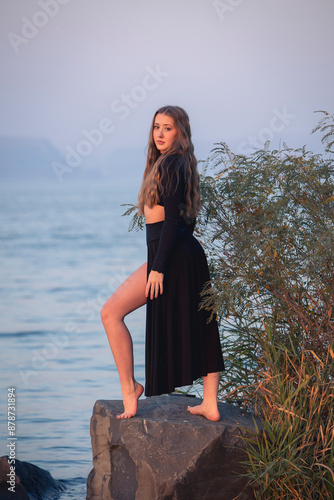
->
[1,0,333,164]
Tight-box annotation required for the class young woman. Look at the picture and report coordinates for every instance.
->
[101,105,224,421]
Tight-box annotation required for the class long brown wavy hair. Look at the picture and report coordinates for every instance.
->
[138,105,201,218]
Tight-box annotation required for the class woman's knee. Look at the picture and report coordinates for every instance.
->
[100,295,122,325]
[101,264,147,325]
[100,300,109,325]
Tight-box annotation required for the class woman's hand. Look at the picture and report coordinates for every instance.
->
[145,270,164,299]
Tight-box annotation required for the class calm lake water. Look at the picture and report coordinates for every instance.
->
[0,180,147,498]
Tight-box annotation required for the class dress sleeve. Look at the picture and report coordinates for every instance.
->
[151,157,184,274]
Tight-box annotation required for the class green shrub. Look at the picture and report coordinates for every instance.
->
[197,129,334,498]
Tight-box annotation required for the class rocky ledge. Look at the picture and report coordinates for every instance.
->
[87,395,260,500]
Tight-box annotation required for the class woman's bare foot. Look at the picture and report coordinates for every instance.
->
[187,401,220,422]
[117,381,144,419]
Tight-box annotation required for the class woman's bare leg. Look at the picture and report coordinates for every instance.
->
[101,263,147,419]
[187,372,220,422]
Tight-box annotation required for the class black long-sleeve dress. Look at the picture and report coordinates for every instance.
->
[145,153,224,397]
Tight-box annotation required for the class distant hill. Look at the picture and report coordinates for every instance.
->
[0,136,64,181]
[0,136,145,184]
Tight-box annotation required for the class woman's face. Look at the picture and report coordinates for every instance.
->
[153,113,178,152]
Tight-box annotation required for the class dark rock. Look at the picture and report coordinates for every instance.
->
[0,456,66,500]
[87,395,260,500]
